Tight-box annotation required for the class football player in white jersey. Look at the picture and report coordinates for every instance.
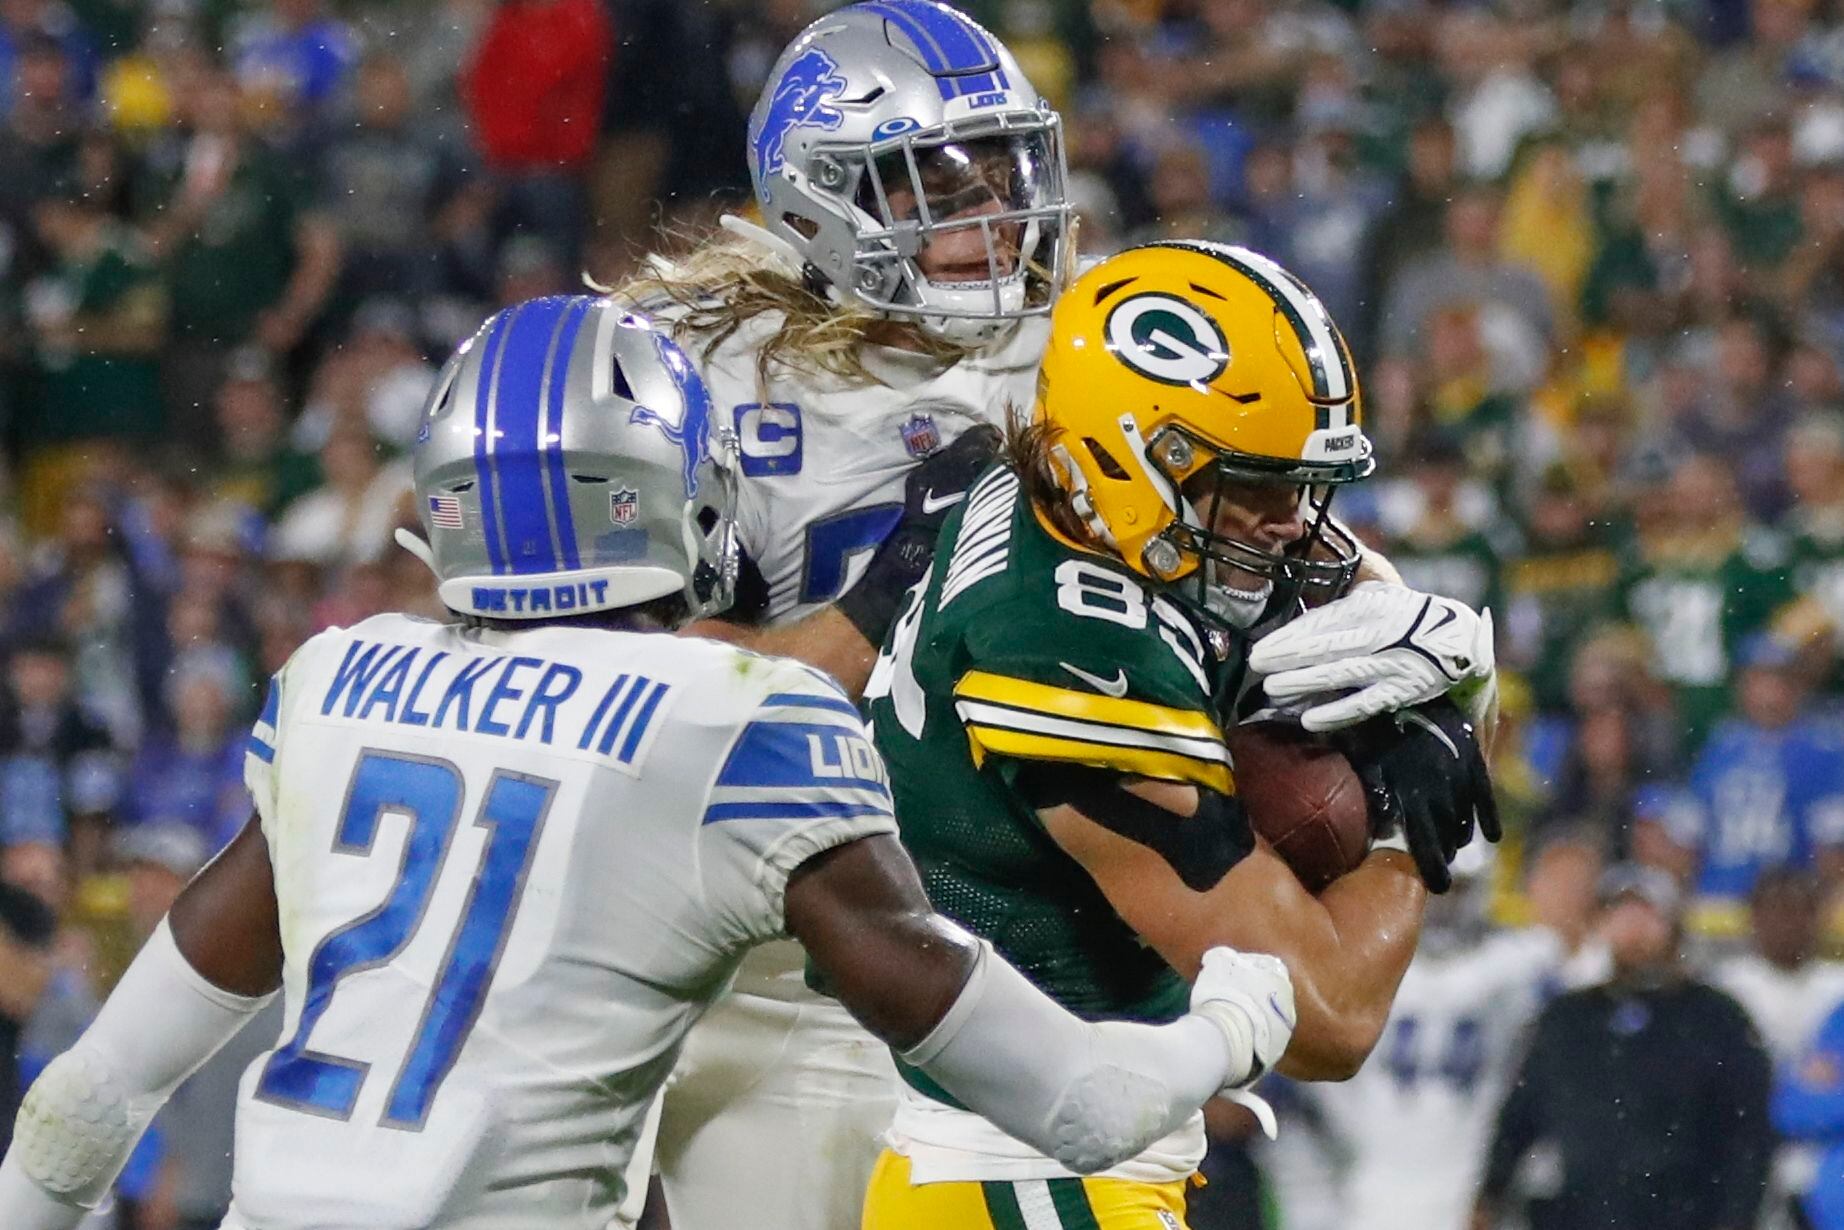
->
[610,7,1072,1226]
[1305,837,1603,1230]
[609,7,1504,1228]
[0,297,1301,1230]
[1712,869,1844,1229]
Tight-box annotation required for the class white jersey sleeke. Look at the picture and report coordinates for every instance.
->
[226,613,895,1230]
[671,308,1047,625]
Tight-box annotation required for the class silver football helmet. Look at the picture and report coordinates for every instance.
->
[747,0,1071,343]
[400,296,739,621]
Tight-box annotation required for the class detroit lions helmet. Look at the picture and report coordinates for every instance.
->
[401,296,739,622]
[747,0,1070,343]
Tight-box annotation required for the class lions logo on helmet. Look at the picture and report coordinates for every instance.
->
[627,328,717,499]
[1033,241,1373,613]
[750,47,848,179]
[400,296,740,621]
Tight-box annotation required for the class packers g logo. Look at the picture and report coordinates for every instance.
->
[1104,293,1230,387]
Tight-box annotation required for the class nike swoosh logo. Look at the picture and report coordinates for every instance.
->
[920,490,964,515]
[1060,662,1129,698]
[1420,604,1457,638]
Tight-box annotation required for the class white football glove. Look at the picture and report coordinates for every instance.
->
[1250,582,1495,733]
[1188,947,1294,1095]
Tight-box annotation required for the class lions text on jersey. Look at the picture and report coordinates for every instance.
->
[223,613,895,1230]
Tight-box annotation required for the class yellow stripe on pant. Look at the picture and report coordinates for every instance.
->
[862,1150,1192,1230]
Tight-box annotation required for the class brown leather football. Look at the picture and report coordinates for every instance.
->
[1224,721,1371,892]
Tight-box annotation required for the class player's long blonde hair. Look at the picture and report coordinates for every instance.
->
[612,227,975,391]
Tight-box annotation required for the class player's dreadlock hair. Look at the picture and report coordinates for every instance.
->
[611,225,975,394]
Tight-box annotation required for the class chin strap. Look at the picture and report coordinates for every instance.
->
[718,214,807,276]
[394,527,439,576]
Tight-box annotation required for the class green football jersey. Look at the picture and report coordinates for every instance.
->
[867,465,1243,1061]
[1617,527,1796,746]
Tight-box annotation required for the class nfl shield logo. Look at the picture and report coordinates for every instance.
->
[609,487,640,526]
[900,414,941,458]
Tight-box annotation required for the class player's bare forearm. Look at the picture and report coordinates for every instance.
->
[1041,780,1425,1080]
[784,834,978,1049]
[1279,846,1425,1078]
[168,816,284,997]
[682,606,879,698]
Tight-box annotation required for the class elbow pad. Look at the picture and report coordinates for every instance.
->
[9,1045,148,1204]
[1,920,270,1216]
[904,939,1231,1174]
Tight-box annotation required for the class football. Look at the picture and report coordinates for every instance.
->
[1224,722,1371,892]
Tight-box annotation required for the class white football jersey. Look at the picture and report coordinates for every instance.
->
[674,308,1048,625]
[1310,929,1572,1230]
[1712,953,1844,1062]
[221,613,896,1230]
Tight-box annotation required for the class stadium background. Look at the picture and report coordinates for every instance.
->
[0,0,1840,1225]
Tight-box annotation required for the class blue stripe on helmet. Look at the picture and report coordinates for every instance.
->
[860,1,999,98]
[488,297,574,575]
[541,296,594,571]
[858,2,953,99]
[472,310,512,574]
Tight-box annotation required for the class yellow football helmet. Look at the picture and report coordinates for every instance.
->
[1032,239,1373,611]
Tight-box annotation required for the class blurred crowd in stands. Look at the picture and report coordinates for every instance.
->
[2,0,1844,1226]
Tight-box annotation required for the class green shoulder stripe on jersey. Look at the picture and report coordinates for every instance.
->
[953,670,1232,792]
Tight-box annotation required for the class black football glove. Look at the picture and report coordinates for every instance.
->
[836,424,1002,644]
[1333,697,1500,894]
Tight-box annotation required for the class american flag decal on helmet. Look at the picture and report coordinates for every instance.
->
[428,493,464,529]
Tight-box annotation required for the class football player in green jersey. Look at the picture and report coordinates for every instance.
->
[862,240,1501,1230]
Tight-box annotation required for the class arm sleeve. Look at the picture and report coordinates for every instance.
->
[901,937,1236,1175]
[1775,1004,1844,1140]
[696,669,899,946]
[954,595,1230,793]
[0,921,270,1227]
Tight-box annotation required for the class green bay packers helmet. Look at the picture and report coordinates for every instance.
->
[1032,240,1374,615]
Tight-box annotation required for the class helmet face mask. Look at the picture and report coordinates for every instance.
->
[747,2,1071,343]
[1152,433,1364,621]
[838,118,1069,328]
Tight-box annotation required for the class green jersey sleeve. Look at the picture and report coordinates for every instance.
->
[951,554,1232,794]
